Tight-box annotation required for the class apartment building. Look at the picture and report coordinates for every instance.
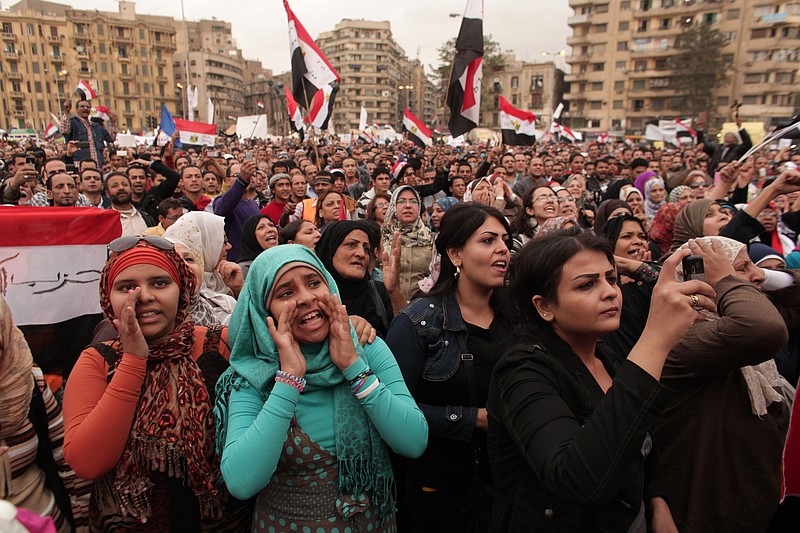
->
[6,0,178,132]
[317,19,437,132]
[564,0,799,135]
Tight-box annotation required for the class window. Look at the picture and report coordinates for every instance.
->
[638,20,649,32]
[37,100,44,112]
[660,18,671,30]
[717,96,729,106]
[99,42,105,54]
[742,95,758,105]
[139,29,145,39]
[650,78,670,88]
[633,99,644,111]
[776,72,795,84]
[617,41,628,51]
[34,81,41,92]
[594,23,608,33]
[702,13,717,25]
[640,0,652,10]
[31,62,39,74]
[103,80,110,93]
[596,4,609,13]
[30,44,36,55]
[751,29,767,39]
[591,82,603,90]
[744,73,762,84]
[634,60,647,72]
[633,80,646,90]
[621,1,631,9]
[726,9,739,20]
[530,75,543,90]
[592,62,605,72]
[511,76,519,88]
[619,21,629,31]
[101,62,107,73]
[512,94,518,105]
[590,101,602,110]
[655,58,668,70]
[615,61,627,71]
[652,99,665,111]
[26,24,34,35]
[614,80,625,91]
[531,93,543,107]
[613,100,624,109]
[661,0,674,7]
[123,82,129,95]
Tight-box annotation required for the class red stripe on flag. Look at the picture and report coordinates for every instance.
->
[0,207,121,246]
[174,119,217,135]
[499,96,536,122]
[461,57,482,111]
[403,109,432,138]
[283,0,340,81]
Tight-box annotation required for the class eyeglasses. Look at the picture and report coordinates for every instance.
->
[164,214,182,222]
[690,182,708,189]
[108,235,173,256]
[533,195,559,204]
[396,198,420,206]
[374,202,389,209]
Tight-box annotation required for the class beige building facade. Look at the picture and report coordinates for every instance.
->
[5,0,178,132]
[564,0,799,135]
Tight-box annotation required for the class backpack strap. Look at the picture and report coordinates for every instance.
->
[30,383,76,530]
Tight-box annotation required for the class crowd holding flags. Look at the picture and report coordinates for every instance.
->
[446,0,484,137]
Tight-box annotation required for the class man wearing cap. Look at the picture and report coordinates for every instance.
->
[260,172,292,226]
[290,170,335,223]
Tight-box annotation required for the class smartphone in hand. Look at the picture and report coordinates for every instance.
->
[682,255,705,282]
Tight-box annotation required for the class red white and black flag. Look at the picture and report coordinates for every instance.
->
[446,0,483,137]
[284,0,339,109]
[402,108,433,147]
[285,84,305,141]
[305,83,338,131]
[499,96,537,146]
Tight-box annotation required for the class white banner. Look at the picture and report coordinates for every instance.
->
[1,245,105,325]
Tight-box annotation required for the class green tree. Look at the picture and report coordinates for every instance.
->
[667,24,732,120]
[431,35,505,127]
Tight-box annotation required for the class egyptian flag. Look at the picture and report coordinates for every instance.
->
[0,207,121,379]
[284,0,339,109]
[446,0,483,137]
[499,96,537,146]
[403,109,433,147]
[174,118,217,146]
[44,122,59,140]
[560,124,581,143]
[597,132,610,144]
[75,79,97,101]
[305,83,338,131]
[285,84,305,141]
[675,118,697,143]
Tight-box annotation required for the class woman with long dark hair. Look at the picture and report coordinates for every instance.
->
[510,186,558,253]
[386,203,515,532]
[487,230,716,532]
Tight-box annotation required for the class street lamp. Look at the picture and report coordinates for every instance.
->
[55,69,68,113]
[176,83,186,119]
[398,84,414,126]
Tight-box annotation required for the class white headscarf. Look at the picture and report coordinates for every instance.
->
[164,211,227,293]
[676,236,790,416]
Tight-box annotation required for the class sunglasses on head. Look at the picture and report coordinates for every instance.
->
[107,235,174,257]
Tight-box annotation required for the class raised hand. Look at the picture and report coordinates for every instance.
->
[318,293,358,371]
[267,301,306,378]
[112,288,149,359]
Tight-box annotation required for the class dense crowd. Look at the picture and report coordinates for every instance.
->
[1,103,800,533]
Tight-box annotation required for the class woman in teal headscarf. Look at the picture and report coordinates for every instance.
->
[214,244,427,532]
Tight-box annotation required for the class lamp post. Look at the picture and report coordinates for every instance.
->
[55,69,68,115]
[397,84,414,127]
[176,83,186,119]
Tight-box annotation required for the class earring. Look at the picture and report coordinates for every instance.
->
[542,312,548,318]
[454,265,461,280]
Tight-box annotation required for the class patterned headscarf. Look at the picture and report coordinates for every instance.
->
[98,242,221,521]
[0,295,34,441]
[382,185,434,252]
[214,244,395,520]
[669,185,690,204]
[649,203,684,255]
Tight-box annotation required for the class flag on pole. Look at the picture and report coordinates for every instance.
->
[553,102,564,120]
[359,106,368,132]
[159,104,182,148]
[44,122,59,140]
[499,96,537,146]
[75,79,97,100]
[257,101,265,110]
[174,118,217,147]
[207,97,215,125]
[446,0,483,137]
[285,84,305,141]
[305,83,338,131]
[675,118,697,143]
[402,108,433,147]
[284,0,339,109]
[559,124,581,142]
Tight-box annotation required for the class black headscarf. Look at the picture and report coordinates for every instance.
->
[238,214,268,263]
[594,199,631,233]
[315,220,392,337]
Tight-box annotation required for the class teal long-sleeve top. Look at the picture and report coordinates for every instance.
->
[220,337,428,500]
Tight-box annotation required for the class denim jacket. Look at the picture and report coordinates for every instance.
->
[385,293,479,443]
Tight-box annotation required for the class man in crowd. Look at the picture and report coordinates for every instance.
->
[212,160,260,260]
[356,166,392,219]
[178,165,212,211]
[78,168,108,208]
[513,157,548,196]
[59,99,117,167]
[105,172,155,236]
[143,198,184,237]
[260,172,292,226]
[45,172,79,207]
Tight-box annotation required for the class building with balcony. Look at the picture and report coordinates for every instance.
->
[318,19,437,133]
[563,0,799,135]
[7,0,178,132]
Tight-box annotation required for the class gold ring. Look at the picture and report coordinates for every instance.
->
[690,294,700,308]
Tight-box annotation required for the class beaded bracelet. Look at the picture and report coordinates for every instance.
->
[347,369,374,386]
[275,370,306,393]
[355,379,380,400]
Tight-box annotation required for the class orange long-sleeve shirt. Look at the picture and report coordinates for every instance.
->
[62,326,229,480]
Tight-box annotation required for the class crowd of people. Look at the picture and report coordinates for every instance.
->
[1,100,800,533]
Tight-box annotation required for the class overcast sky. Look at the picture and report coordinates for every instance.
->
[64,0,571,74]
